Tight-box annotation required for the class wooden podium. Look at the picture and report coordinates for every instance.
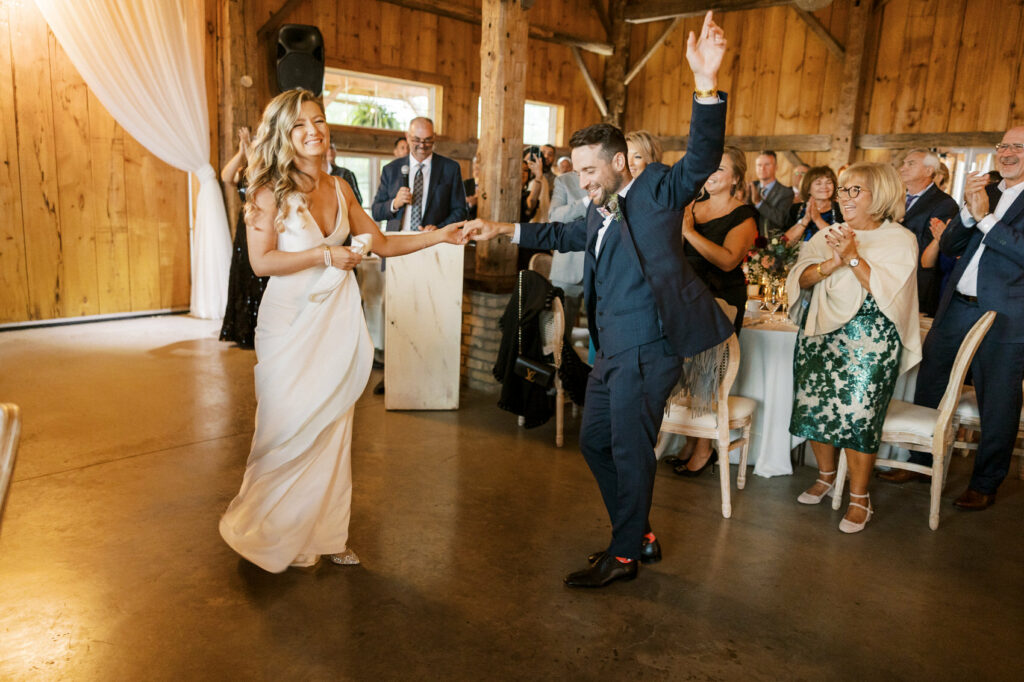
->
[383,239,464,410]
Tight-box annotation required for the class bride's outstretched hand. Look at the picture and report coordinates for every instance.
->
[685,11,726,89]
[436,222,464,244]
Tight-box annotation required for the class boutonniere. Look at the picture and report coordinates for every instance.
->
[597,194,624,223]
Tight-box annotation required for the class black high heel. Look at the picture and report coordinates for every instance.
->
[672,453,714,477]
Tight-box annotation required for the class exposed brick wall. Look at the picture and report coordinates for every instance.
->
[461,289,511,394]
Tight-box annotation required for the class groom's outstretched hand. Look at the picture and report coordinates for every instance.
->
[686,11,726,92]
[459,219,514,244]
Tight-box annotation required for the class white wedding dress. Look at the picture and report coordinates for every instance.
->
[220,178,373,572]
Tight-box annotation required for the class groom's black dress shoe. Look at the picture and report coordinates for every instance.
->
[564,553,637,588]
[588,538,661,565]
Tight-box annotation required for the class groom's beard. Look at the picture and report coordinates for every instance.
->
[592,171,628,207]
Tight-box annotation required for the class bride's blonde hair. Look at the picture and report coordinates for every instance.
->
[245,89,324,230]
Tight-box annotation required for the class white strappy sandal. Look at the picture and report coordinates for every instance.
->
[839,492,873,534]
[797,470,836,505]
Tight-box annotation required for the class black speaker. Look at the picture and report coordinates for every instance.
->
[276,24,325,95]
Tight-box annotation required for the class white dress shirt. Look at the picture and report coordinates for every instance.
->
[392,154,432,231]
[955,179,1024,296]
[593,180,634,258]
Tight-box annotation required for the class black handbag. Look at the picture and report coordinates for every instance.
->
[513,271,555,388]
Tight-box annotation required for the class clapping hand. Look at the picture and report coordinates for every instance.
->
[963,171,990,222]
[238,127,251,157]
[681,201,696,240]
[825,224,858,265]
[685,11,727,91]
[928,217,950,241]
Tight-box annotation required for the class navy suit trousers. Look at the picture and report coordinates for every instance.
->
[910,296,1024,493]
[579,338,681,559]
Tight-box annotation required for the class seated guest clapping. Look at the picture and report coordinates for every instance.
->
[786,162,922,533]
[784,166,841,243]
[673,146,758,477]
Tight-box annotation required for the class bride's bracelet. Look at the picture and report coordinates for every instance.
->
[322,245,333,268]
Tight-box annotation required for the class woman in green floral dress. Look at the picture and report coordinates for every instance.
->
[786,163,922,533]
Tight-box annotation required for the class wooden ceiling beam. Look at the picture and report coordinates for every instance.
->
[792,6,844,59]
[624,0,796,24]
[376,0,613,55]
[591,0,612,37]
[624,17,682,86]
[857,132,1005,150]
[256,0,310,41]
[571,46,609,118]
[660,133,832,152]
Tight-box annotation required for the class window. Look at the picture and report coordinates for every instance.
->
[477,99,565,146]
[333,153,390,211]
[323,68,441,132]
[941,148,996,205]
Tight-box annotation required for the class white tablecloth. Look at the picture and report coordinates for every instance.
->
[734,315,803,477]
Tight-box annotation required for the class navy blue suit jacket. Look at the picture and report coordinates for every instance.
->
[371,153,467,231]
[520,96,734,358]
[937,183,1024,342]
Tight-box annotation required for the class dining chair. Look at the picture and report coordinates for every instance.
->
[658,333,756,519]
[1,403,22,536]
[952,380,1024,480]
[832,311,996,530]
[527,252,552,280]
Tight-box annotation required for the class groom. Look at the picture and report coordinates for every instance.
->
[462,12,733,587]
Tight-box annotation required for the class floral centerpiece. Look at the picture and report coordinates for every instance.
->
[742,234,800,284]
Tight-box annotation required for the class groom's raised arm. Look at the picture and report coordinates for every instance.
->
[652,11,728,210]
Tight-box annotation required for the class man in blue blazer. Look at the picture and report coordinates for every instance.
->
[371,116,467,232]
[882,127,1024,510]
[897,149,959,315]
[462,12,733,587]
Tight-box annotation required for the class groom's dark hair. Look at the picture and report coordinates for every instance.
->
[569,123,627,162]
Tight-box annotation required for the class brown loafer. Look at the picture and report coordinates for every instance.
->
[876,469,928,484]
[953,488,996,511]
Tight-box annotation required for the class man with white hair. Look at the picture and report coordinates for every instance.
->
[897,148,959,315]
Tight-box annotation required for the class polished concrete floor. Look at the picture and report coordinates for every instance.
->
[0,316,1021,681]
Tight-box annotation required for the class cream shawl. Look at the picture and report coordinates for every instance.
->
[786,220,922,374]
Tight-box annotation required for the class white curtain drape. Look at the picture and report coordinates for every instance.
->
[34,0,231,319]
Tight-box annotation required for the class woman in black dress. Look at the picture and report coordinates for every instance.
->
[219,126,269,349]
[673,146,758,476]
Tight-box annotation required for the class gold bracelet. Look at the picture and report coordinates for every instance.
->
[694,87,717,99]
[816,262,828,278]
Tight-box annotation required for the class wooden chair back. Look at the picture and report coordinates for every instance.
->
[933,311,996,445]
[0,403,22,536]
[527,253,552,280]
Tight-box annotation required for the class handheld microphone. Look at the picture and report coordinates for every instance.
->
[401,164,409,182]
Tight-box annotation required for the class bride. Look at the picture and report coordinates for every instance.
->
[219,89,462,572]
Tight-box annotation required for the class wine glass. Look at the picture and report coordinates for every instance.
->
[774,282,788,317]
[764,283,781,316]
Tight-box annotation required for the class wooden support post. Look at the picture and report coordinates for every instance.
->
[219,0,262,227]
[828,0,870,170]
[475,0,528,286]
[624,17,681,86]
[571,47,608,119]
[602,0,629,127]
[256,0,310,41]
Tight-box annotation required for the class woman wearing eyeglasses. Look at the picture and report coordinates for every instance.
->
[785,162,922,533]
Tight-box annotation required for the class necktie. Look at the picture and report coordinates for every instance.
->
[905,193,916,210]
[410,165,424,229]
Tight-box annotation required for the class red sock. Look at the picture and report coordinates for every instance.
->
[644,532,656,543]
[615,556,634,563]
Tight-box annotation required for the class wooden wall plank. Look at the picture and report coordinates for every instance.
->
[0,7,30,323]
[918,0,967,133]
[774,8,807,136]
[48,32,100,317]
[157,166,190,310]
[87,92,132,315]
[866,0,909,135]
[11,1,63,320]
[123,135,163,311]
[977,0,1021,131]
[890,0,936,134]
